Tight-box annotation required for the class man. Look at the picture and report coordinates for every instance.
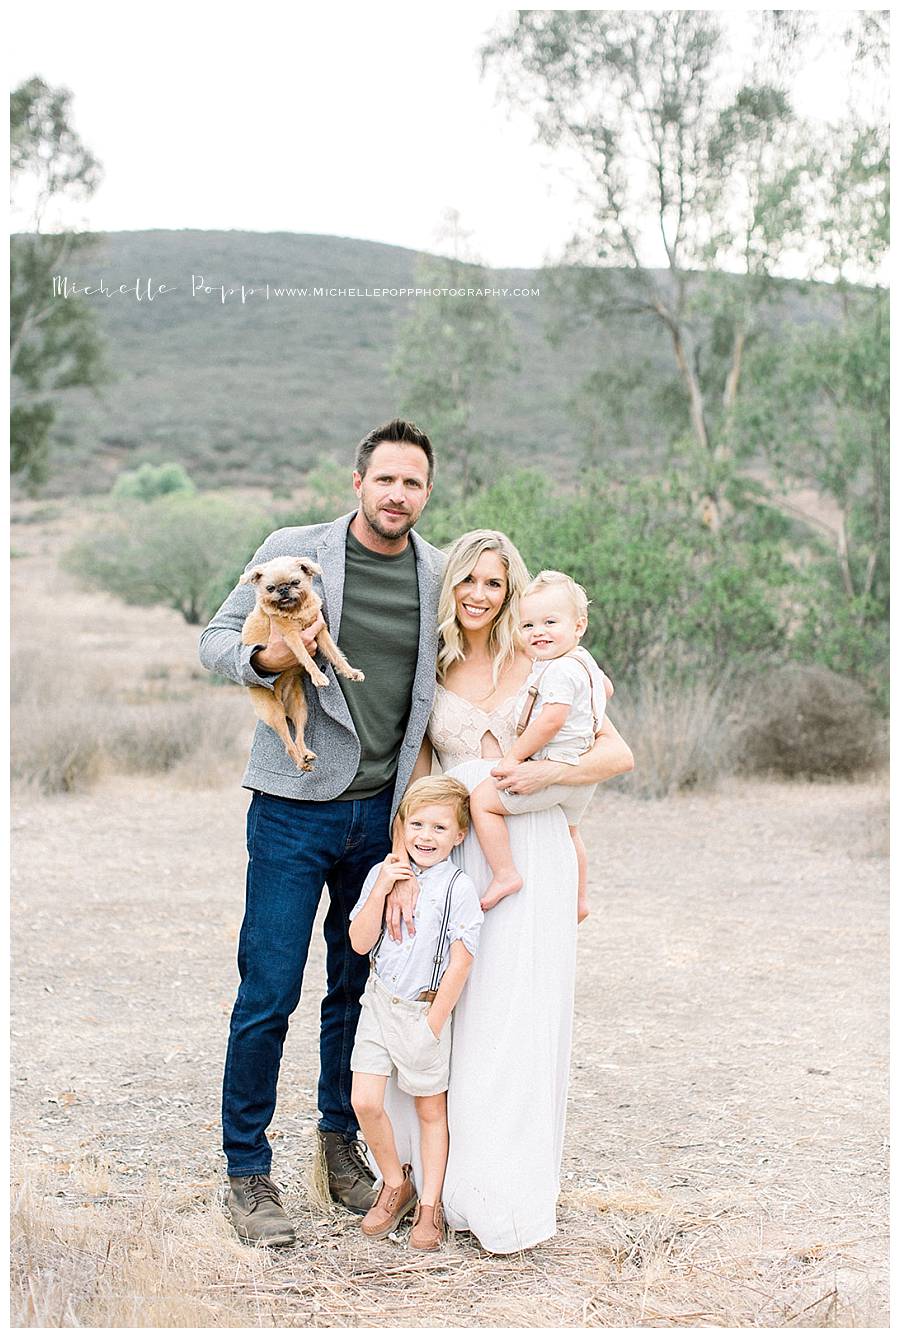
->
[199,419,444,1247]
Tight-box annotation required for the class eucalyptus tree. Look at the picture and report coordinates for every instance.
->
[482,10,816,519]
[11,76,107,491]
[731,13,889,688]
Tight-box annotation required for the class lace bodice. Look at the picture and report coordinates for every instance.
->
[427,683,518,770]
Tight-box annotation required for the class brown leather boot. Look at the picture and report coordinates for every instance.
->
[226,1174,296,1247]
[360,1165,417,1239]
[317,1130,378,1215]
[409,1201,445,1251]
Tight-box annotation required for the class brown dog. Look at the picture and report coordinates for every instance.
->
[239,555,364,771]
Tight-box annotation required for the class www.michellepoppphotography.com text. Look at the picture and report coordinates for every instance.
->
[51,275,541,303]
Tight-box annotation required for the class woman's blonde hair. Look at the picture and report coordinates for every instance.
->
[437,530,531,685]
[397,776,470,831]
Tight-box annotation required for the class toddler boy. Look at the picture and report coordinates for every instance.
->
[471,570,610,923]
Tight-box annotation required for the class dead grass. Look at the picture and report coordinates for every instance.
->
[613,668,738,799]
[11,658,247,794]
[11,771,888,1327]
[10,512,250,794]
[10,1147,884,1329]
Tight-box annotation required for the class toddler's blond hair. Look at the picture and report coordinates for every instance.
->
[522,569,590,621]
[397,776,470,832]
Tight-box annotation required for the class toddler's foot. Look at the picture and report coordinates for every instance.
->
[577,897,590,925]
[480,872,523,912]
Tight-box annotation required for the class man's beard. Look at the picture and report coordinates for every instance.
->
[361,499,416,541]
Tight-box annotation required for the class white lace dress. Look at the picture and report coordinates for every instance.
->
[382,684,578,1253]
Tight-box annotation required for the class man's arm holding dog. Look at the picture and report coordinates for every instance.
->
[199,527,324,688]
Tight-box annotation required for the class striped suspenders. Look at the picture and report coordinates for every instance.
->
[369,867,462,1003]
[418,868,462,1003]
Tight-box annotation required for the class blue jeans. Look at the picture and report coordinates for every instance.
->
[222,786,393,1176]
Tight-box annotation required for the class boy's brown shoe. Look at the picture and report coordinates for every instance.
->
[226,1174,296,1247]
[409,1201,445,1251]
[360,1165,417,1239]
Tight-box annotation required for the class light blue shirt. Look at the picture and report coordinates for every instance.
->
[350,857,483,1001]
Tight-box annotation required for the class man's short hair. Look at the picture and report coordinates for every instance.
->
[397,776,470,832]
[355,419,435,484]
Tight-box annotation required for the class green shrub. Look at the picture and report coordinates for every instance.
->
[65,493,270,624]
[736,664,885,778]
[111,461,196,501]
[422,469,792,677]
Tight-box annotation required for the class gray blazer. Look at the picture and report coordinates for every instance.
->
[199,510,446,819]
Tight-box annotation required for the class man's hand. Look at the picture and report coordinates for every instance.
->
[385,870,420,942]
[250,614,325,674]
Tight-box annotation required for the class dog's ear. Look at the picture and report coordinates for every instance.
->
[239,567,264,585]
[298,558,323,577]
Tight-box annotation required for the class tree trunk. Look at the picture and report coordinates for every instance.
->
[666,320,709,456]
[722,326,746,414]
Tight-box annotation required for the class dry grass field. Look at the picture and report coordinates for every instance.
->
[10,501,889,1328]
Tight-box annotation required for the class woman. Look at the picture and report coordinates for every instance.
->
[382,530,633,1253]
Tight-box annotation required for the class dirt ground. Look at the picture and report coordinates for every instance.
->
[9,501,890,1327]
[10,770,889,1327]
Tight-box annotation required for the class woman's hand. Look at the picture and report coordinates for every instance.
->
[490,758,558,796]
[491,717,634,794]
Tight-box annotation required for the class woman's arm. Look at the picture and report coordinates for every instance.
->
[491,715,634,796]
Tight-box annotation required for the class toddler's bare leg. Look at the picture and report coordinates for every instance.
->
[351,1073,403,1187]
[414,1092,448,1205]
[570,825,589,924]
[470,777,523,911]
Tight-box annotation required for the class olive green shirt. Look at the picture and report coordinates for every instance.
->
[337,529,421,800]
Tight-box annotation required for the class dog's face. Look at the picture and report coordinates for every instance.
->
[239,556,322,613]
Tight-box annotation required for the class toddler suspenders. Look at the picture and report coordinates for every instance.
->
[515,652,603,738]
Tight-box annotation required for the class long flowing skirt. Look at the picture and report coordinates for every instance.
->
[381,758,578,1253]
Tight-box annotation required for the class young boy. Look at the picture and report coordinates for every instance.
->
[470,570,611,925]
[348,776,483,1251]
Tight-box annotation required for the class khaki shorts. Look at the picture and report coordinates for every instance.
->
[498,779,596,827]
[350,974,452,1098]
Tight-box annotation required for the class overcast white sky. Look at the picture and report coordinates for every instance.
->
[9,3,876,270]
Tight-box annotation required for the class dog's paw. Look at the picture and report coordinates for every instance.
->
[310,670,329,688]
[345,669,365,682]
[300,753,316,772]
